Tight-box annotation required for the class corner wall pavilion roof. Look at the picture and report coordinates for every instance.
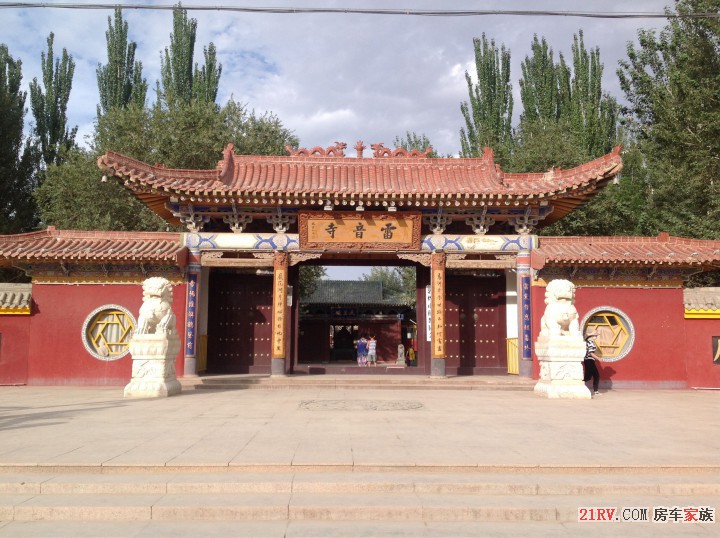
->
[0,227,187,267]
[97,143,624,225]
[532,233,720,269]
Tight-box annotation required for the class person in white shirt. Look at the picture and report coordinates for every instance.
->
[367,335,377,366]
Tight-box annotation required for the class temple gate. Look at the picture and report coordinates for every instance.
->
[92,141,624,377]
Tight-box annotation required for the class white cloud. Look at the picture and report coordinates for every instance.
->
[0,0,668,157]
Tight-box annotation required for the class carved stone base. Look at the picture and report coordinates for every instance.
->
[124,334,182,398]
[533,335,591,400]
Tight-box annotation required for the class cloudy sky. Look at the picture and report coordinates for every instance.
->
[0,0,671,278]
[1,0,671,157]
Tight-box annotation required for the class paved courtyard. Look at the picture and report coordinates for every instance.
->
[0,382,718,469]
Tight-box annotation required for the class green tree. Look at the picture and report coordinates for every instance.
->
[96,8,147,116]
[0,44,37,234]
[224,100,299,156]
[617,0,720,240]
[158,5,221,108]
[193,43,222,104]
[393,131,439,157]
[460,34,513,166]
[361,267,416,305]
[519,35,561,125]
[299,266,327,298]
[29,33,77,170]
[559,31,619,158]
[511,31,623,236]
[82,98,298,232]
[34,148,167,231]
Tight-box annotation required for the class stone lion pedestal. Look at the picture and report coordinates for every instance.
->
[533,335,591,399]
[533,279,591,400]
[124,334,182,398]
[124,277,182,398]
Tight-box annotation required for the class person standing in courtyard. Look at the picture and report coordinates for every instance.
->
[356,333,369,367]
[584,330,601,395]
[367,335,377,366]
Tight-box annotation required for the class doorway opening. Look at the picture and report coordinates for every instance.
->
[296,265,418,371]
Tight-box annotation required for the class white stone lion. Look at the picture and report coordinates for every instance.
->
[539,279,580,337]
[136,277,176,336]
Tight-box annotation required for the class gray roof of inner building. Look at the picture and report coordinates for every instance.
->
[0,283,32,310]
[303,280,410,306]
[684,287,720,310]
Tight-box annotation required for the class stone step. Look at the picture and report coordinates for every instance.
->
[1,491,718,523]
[1,471,719,497]
[186,375,536,391]
[0,520,712,537]
[0,469,717,528]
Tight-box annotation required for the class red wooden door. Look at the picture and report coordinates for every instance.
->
[206,271,273,374]
[444,274,506,375]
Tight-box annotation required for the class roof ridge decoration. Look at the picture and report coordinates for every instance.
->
[219,143,235,185]
[370,142,433,158]
[285,142,347,157]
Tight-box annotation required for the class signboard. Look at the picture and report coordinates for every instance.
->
[431,254,446,358]
[426,285,432,342]
[271,255,288,359]
[185,273,198,357]
[299,211,421,250]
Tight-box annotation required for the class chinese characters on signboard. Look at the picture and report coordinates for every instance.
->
[299,212,421,250]
[185,273,198,356]
[432,267,445,358]
[272,267,287,358]
[521,275,532,360]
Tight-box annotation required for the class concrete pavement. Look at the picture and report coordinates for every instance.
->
[0,378,718,536]
[0,379,718,469]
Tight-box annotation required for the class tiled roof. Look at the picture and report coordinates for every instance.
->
[532,233,720,268]
[0,283,32,310]
[684,288,720,310]
[97,145,623,223]
[304,280,410,306]
[0,227,187,266]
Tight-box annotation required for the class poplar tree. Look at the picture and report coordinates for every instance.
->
[513,32,626,236]
[29,33,77,170]
[193,43,222,104]
[96,8,147,116]
[0,44,37,234]
[559,31,619,158]
[518,36,560,124]
[158,5,221,107]
[459,34,513,166]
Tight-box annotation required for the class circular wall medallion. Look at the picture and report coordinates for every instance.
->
[581,307,635,362]
[81,305,136,361]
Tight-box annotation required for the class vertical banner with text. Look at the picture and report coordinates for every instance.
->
[516,251,533,361]
[272,252,289,359]
[431,252,446,359]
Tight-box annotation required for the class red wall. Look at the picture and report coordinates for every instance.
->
[26,282,186,386]
[532,285,692,388]
[0,313,31,384]
[682,318,720,388]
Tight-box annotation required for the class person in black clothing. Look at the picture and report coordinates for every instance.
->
[583,330,601,396]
